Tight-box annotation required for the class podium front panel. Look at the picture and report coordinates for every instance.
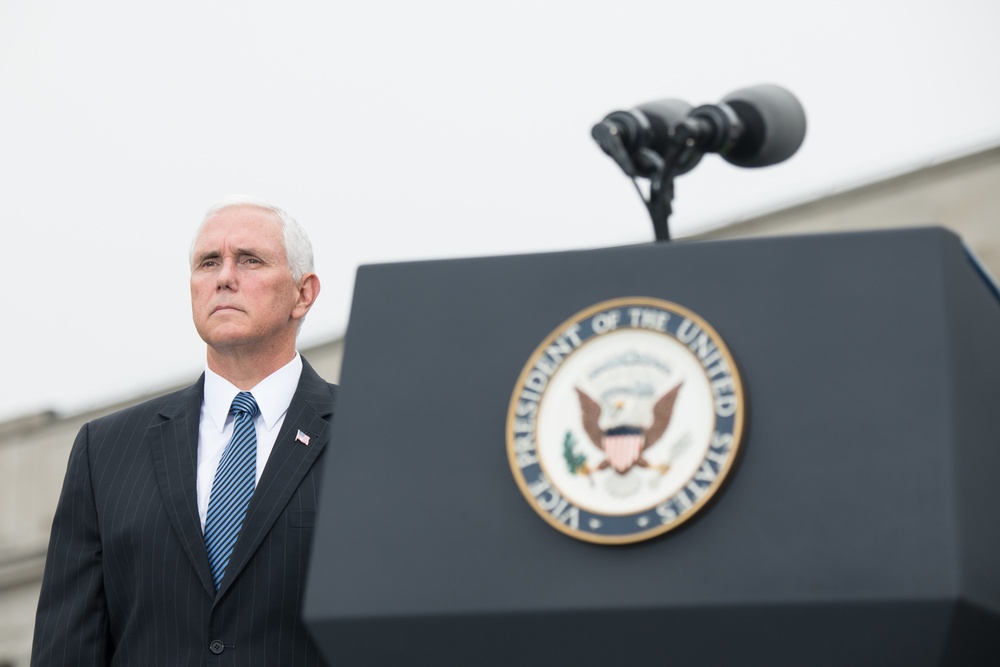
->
[304,227,1000,665]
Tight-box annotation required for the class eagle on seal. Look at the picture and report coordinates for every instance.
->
[575,384,683,474]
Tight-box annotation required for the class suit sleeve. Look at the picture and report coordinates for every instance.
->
[31,422,112,666]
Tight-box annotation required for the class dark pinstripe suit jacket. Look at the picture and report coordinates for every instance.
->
[32,359,334,666]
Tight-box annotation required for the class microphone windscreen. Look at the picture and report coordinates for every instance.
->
[633,98,693,153]
[634,98,693,126]
[633,98,700,173]
[721,84,806,168]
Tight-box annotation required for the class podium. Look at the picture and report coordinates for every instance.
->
[303,227,1000,666]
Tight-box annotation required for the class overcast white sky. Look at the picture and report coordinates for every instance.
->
[2,0,999,422]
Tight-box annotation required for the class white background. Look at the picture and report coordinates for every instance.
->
[2,0,999,421]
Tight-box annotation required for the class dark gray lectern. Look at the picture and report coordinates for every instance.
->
[304,227,1000,666]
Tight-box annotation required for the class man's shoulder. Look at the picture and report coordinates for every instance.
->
[299,357,338,401]
[86,378,203,434]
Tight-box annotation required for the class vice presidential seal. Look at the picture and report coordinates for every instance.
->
[506,297,745,544]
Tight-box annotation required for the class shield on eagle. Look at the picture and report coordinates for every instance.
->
[575,384,683,474]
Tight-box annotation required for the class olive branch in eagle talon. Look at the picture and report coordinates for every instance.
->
[574,383,683,475]
[563,431,588,474]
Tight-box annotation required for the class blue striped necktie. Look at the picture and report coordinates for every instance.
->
[204,391,259,590]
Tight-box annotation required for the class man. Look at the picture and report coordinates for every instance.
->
[32,198,334,666]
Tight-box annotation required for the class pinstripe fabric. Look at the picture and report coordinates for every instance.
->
[204,392,258,590]
[31,359,334,667]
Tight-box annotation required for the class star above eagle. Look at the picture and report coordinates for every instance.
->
[575,383,683,475]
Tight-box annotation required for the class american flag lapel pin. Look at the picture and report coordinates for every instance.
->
[295,429,311,446]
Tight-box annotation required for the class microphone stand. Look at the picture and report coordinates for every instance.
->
[591,121,701,243]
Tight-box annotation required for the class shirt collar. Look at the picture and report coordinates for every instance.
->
[203,352,303,433]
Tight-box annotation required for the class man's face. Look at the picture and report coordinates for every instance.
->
[190,206,304,354]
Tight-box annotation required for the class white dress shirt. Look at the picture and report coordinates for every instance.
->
[196,353,303,531]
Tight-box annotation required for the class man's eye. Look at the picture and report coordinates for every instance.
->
[200,260,218,268]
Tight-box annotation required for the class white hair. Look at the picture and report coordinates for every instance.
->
[190,195,314,281]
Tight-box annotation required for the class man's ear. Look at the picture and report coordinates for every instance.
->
[292,273,321,320]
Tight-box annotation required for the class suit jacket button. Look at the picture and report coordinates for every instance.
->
[209,640,225,654]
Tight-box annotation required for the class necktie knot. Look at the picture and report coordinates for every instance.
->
[230,391,259,418]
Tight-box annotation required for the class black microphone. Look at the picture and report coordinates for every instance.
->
[592,98,698,178]
[592,84,806,174]
[691,83,807,167]
[590,84,806,242]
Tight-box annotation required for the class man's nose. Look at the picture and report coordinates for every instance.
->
[216,258,238,290]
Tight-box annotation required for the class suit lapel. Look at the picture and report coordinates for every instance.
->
[216,359,335,600]
[148,377,217,598]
